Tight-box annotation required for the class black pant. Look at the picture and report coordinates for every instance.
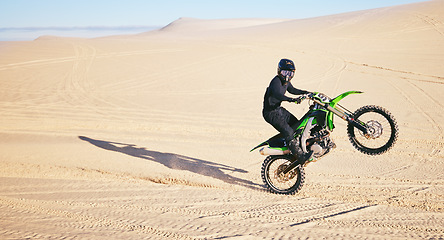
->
[263,107,298,142]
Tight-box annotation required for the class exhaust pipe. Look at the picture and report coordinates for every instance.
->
[259,147,290,156]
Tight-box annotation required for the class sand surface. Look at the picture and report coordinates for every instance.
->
[1,1,443,239]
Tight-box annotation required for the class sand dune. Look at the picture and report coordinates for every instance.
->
[0,1,443,239]
[158,17,290,33]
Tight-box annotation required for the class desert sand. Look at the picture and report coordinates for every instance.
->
[1,1,443,239]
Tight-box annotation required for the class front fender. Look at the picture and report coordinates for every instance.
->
[331,91,363,107]
[326,91,362,131]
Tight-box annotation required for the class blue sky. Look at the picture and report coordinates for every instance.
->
[1,0,426,28]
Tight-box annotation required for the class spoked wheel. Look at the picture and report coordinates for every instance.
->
[347,105,399,155]
[261,155,305,195]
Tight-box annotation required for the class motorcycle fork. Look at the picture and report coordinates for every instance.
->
[312,98,368,134]
[281,160,300,175]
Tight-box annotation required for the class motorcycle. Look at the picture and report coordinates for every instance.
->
[251,91,399,195]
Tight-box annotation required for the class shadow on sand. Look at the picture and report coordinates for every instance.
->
[79,136,260,190]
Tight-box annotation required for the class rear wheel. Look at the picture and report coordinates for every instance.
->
[347,105,398,155]
[261,155,305,195]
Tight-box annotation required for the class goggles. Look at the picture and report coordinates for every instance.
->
[280,70,294,78]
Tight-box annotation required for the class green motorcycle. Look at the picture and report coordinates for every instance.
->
[251,91,399,195]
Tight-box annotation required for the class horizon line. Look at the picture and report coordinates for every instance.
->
[0,26,162,31]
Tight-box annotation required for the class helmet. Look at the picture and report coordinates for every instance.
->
[277,59,295,80]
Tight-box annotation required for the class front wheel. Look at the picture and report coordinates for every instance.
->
[261,155,305,195]
[347,105,398,155]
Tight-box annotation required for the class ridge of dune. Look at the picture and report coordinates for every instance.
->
[145,0,443,38]
[156,17,291,33]
[33,35,86,41]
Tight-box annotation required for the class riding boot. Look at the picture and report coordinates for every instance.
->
[288,138,313,163]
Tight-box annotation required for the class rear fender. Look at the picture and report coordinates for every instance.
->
[250,141,268,152]
[250,133,286,152]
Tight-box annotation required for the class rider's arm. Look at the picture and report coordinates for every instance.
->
[287,82,310,95]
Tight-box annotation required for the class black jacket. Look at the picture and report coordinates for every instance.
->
[263,75,308,112]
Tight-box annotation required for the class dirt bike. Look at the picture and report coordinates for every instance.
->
[251,91,399,195]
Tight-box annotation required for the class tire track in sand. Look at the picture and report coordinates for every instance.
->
[0,47,184,71]
[347,61,444,136]
[0,174,442,239]
[305,172,444,212]
[0,196,197,240]
[415,13,444,37]
[387,76,444,136]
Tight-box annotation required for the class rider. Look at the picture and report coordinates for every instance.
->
[262,58,312,161]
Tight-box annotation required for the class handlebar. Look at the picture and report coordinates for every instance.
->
[295,93,314,103]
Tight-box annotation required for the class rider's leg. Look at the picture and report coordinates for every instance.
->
[278,108,310,160]
[280,107,298,127]
[287,137,313,162]
[286,137,303,157]
[263,107,296,139]
[263,108,309,160]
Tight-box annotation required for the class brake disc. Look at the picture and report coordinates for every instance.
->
[275,164,296,182]
[363,120,383,139]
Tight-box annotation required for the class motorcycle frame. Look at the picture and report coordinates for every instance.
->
[296,91,368,136]
[250,91,368,153]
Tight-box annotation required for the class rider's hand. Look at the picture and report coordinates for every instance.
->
[305,92,314,98]
[291,97,303,104]
[304,92,315,100]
